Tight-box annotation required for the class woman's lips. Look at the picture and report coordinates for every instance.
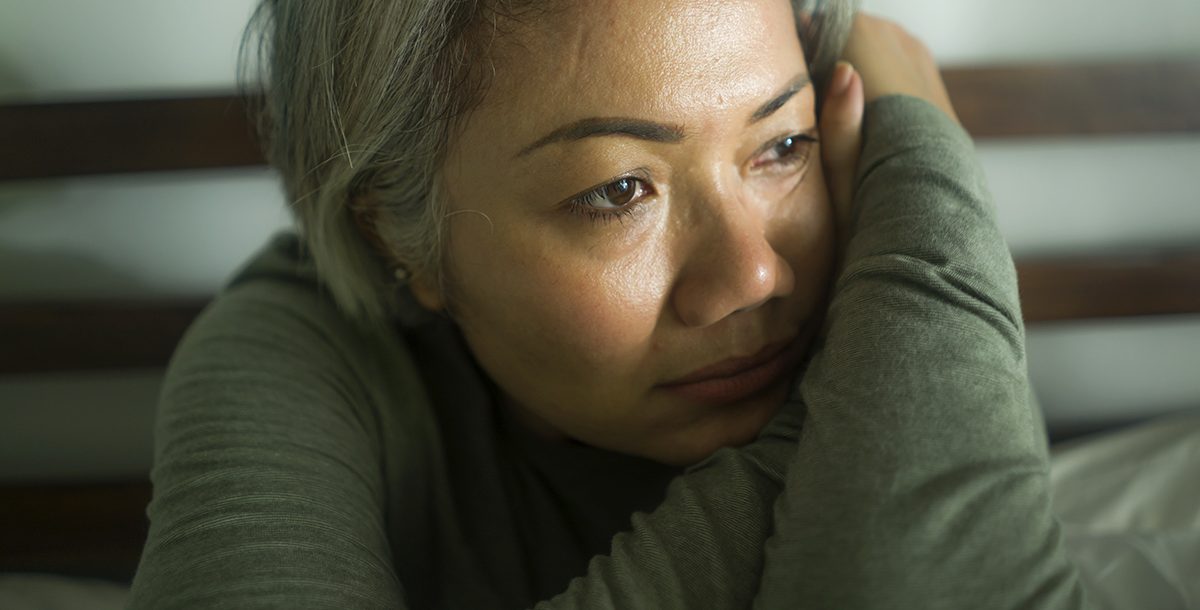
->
[658,336,804,405]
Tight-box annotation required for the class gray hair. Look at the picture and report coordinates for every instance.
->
[242,0,857,327]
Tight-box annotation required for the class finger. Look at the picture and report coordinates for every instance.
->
[819,61,864,252]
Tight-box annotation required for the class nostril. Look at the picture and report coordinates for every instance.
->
[733,295,770,316]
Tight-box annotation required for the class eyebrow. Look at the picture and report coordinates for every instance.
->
[749,73,812,124]
[515,72,812,158]
[516,117,686,157]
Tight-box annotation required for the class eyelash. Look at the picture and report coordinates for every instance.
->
[753,131,818,173]
[566,169,654,225]
[566,131,818,225]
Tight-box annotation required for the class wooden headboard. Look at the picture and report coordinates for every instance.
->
[2,60,1198,582]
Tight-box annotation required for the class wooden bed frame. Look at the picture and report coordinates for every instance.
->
[2,60,1198,583]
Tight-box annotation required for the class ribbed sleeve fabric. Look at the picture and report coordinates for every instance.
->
[128,280,407,609]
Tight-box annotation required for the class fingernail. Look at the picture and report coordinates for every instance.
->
[832,61,854,97]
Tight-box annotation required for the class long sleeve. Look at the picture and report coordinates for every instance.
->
[752,95,1088,608]
[127,278,410,609]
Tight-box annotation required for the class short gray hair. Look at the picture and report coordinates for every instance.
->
[242,0,856,327]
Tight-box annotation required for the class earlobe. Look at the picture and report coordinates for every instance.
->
[408,271,446,312]
[352,196,447,312]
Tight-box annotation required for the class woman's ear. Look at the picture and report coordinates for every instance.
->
[408,270,446,312]
[351,195,446,312]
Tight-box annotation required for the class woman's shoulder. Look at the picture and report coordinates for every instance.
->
[184,231,397,365]
[211,230,340,327]
[133,232,447,609]
[166,231,437,443]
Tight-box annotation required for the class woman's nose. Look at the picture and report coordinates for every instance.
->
[670,196,796,328]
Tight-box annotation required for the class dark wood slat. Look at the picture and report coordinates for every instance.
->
[1017,251,1200,323]
[0,480,151,581]
[944,60,1200,138]
[2,61,1198,180]
[1,251,1198,374]
[0,96,264,181]
[0,300,206,374]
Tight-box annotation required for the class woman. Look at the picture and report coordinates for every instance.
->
[129,0,1087,607]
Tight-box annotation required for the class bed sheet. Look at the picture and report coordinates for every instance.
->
[1050,408,1200,609]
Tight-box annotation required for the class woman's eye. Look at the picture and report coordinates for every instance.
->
[754,132,818,170]
[572,176,652,210]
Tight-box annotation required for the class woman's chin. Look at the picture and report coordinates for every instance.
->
[644,381,792,467]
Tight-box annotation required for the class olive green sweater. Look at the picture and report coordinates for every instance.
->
[128,96,1087,609]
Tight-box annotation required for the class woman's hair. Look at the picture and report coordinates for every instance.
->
[241,0,857,327]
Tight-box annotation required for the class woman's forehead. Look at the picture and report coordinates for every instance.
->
[468,0,808,152]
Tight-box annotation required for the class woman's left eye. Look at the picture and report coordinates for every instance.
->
[753,131,818,171]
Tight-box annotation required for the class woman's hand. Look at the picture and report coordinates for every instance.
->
[819,13,960,264]
[842,14,959,123]
[819,60,864,264]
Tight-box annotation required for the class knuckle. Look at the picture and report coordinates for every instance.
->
[856,11,931,56]
[905,34,934,58]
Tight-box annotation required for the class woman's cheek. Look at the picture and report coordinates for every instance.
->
[449,203,674,391]
[533,245,672,378]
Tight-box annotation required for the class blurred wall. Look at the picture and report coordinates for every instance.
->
[1,0,1199,481]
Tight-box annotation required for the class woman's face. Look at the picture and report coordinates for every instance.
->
[422,0,835,465]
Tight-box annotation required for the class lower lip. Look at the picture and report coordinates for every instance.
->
[660,338,805,406]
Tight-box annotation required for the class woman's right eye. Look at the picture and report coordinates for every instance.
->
[565,172,656,224]
[572,176,652,210]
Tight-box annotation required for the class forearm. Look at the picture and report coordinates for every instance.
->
[535,400,801,609]
[754,95,1087,608]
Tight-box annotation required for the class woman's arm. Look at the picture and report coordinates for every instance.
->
[754,93,1086,608]
[127,279,409,609]
[129,253,805,610]
[752,17,1088,608]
